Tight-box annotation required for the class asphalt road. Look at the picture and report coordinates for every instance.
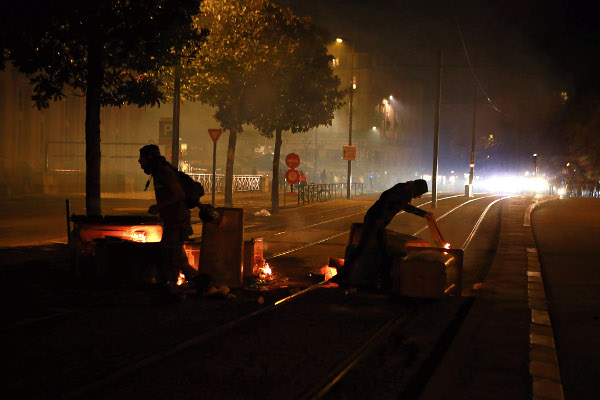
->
[1,192,506,399]
[531,197,600,399]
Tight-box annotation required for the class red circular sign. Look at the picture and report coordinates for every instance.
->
[286,168,300,184]
[285,153,300,169]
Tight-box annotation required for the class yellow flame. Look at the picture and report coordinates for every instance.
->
[177,272,186,286]
[444,243,451,249]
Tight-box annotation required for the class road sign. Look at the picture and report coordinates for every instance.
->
[286,168,300,184]
[285,153,300,169]
[343,145,356,160]
[208,129,223,143]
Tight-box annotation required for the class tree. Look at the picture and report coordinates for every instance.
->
[247,8,345,213]
[190,0,312,207]
[2,0,203,216]
[563,93,600,178]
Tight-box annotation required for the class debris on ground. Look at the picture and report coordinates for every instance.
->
[254,209,272,217]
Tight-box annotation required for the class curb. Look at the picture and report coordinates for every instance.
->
[525,197,564,400]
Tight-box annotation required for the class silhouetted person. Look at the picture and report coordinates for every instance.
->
[336,179,433,289]
[139,145,197,295]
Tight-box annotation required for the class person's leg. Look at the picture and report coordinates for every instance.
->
[161,223,196,285]
[159,225,181,287]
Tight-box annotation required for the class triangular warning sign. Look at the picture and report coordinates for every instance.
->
[208,129,223,143]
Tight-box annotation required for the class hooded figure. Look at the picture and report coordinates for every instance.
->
[336,179,432,289]
[138,144,197,294]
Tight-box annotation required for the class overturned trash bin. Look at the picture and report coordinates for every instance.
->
[391,247,463,297]
[343,220,463,297]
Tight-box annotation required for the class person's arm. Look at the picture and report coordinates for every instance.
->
[403,203,428,218]
[148,182,185,214]
[148,167,186,214]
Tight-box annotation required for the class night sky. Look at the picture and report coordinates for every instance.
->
[279,0,600,175]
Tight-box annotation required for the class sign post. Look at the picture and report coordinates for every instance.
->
[284,153,301,206]
[209,129,223,207]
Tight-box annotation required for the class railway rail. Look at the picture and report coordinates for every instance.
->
[58,193,510,399]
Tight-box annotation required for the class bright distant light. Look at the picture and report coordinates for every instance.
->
[336,38,343,43]
[557,188,566,196]
[372,126,377,130]
[389,95,394,100]
[533,153,538,157]
[479,175,549,194]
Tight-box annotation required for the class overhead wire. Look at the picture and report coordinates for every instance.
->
[456,21,503,113]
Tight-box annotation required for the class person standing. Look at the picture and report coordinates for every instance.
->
[138,144,197,294]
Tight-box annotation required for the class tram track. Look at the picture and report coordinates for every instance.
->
[63,194,508,399]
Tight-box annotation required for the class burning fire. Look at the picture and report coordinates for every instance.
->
[131,231,147,243]
[258,262,272,280]
[444,243,451,249]
[177,272,186,286]
[320,265,338,281]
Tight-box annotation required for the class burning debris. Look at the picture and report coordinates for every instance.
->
[320,258,344,281]
[176,272,187,286]
[246,256,287,289]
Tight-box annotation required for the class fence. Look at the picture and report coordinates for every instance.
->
[296,182,364,205]
[189,174,263,193]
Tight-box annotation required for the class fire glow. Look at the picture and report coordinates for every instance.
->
[78,224,163,243]
[320,265,338,281]
[177,272,186,286]
[259,263,272,280]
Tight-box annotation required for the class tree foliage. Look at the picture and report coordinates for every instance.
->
[2,0,203,215]
[185,0,344,208]
[247,8,345,212]
[562,93,600,178]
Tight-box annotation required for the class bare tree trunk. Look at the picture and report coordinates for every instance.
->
[171,63,181,169]
[224,128,237,207]
[85,41,103,217]
[271,128,282,213]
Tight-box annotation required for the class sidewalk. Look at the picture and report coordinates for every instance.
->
[420,196,564,400]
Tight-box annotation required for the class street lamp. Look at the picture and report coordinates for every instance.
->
[336,37,355,199]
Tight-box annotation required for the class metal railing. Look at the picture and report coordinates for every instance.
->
[296,182,364,205]
[188,174,262,193]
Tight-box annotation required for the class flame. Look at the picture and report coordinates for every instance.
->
[176,272,186,286]
[258,262,272,280]
[444,243,451,249]
[320,265,338,281]
[131,231,147,243]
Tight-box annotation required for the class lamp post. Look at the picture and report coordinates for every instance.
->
[337,37,355,199]
[468,87,476,197]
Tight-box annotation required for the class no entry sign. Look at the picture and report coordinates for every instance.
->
[286,168,300,184]
[285,153,300,169]
[208,129,223,143]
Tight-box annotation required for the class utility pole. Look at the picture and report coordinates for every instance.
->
[171,63,181,170]
[347,47,354,199]
[314,128,318,182]
[432,50,442,208]
[468,86,477,197]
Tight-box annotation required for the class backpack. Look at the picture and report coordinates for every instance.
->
[176,170,205,209]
